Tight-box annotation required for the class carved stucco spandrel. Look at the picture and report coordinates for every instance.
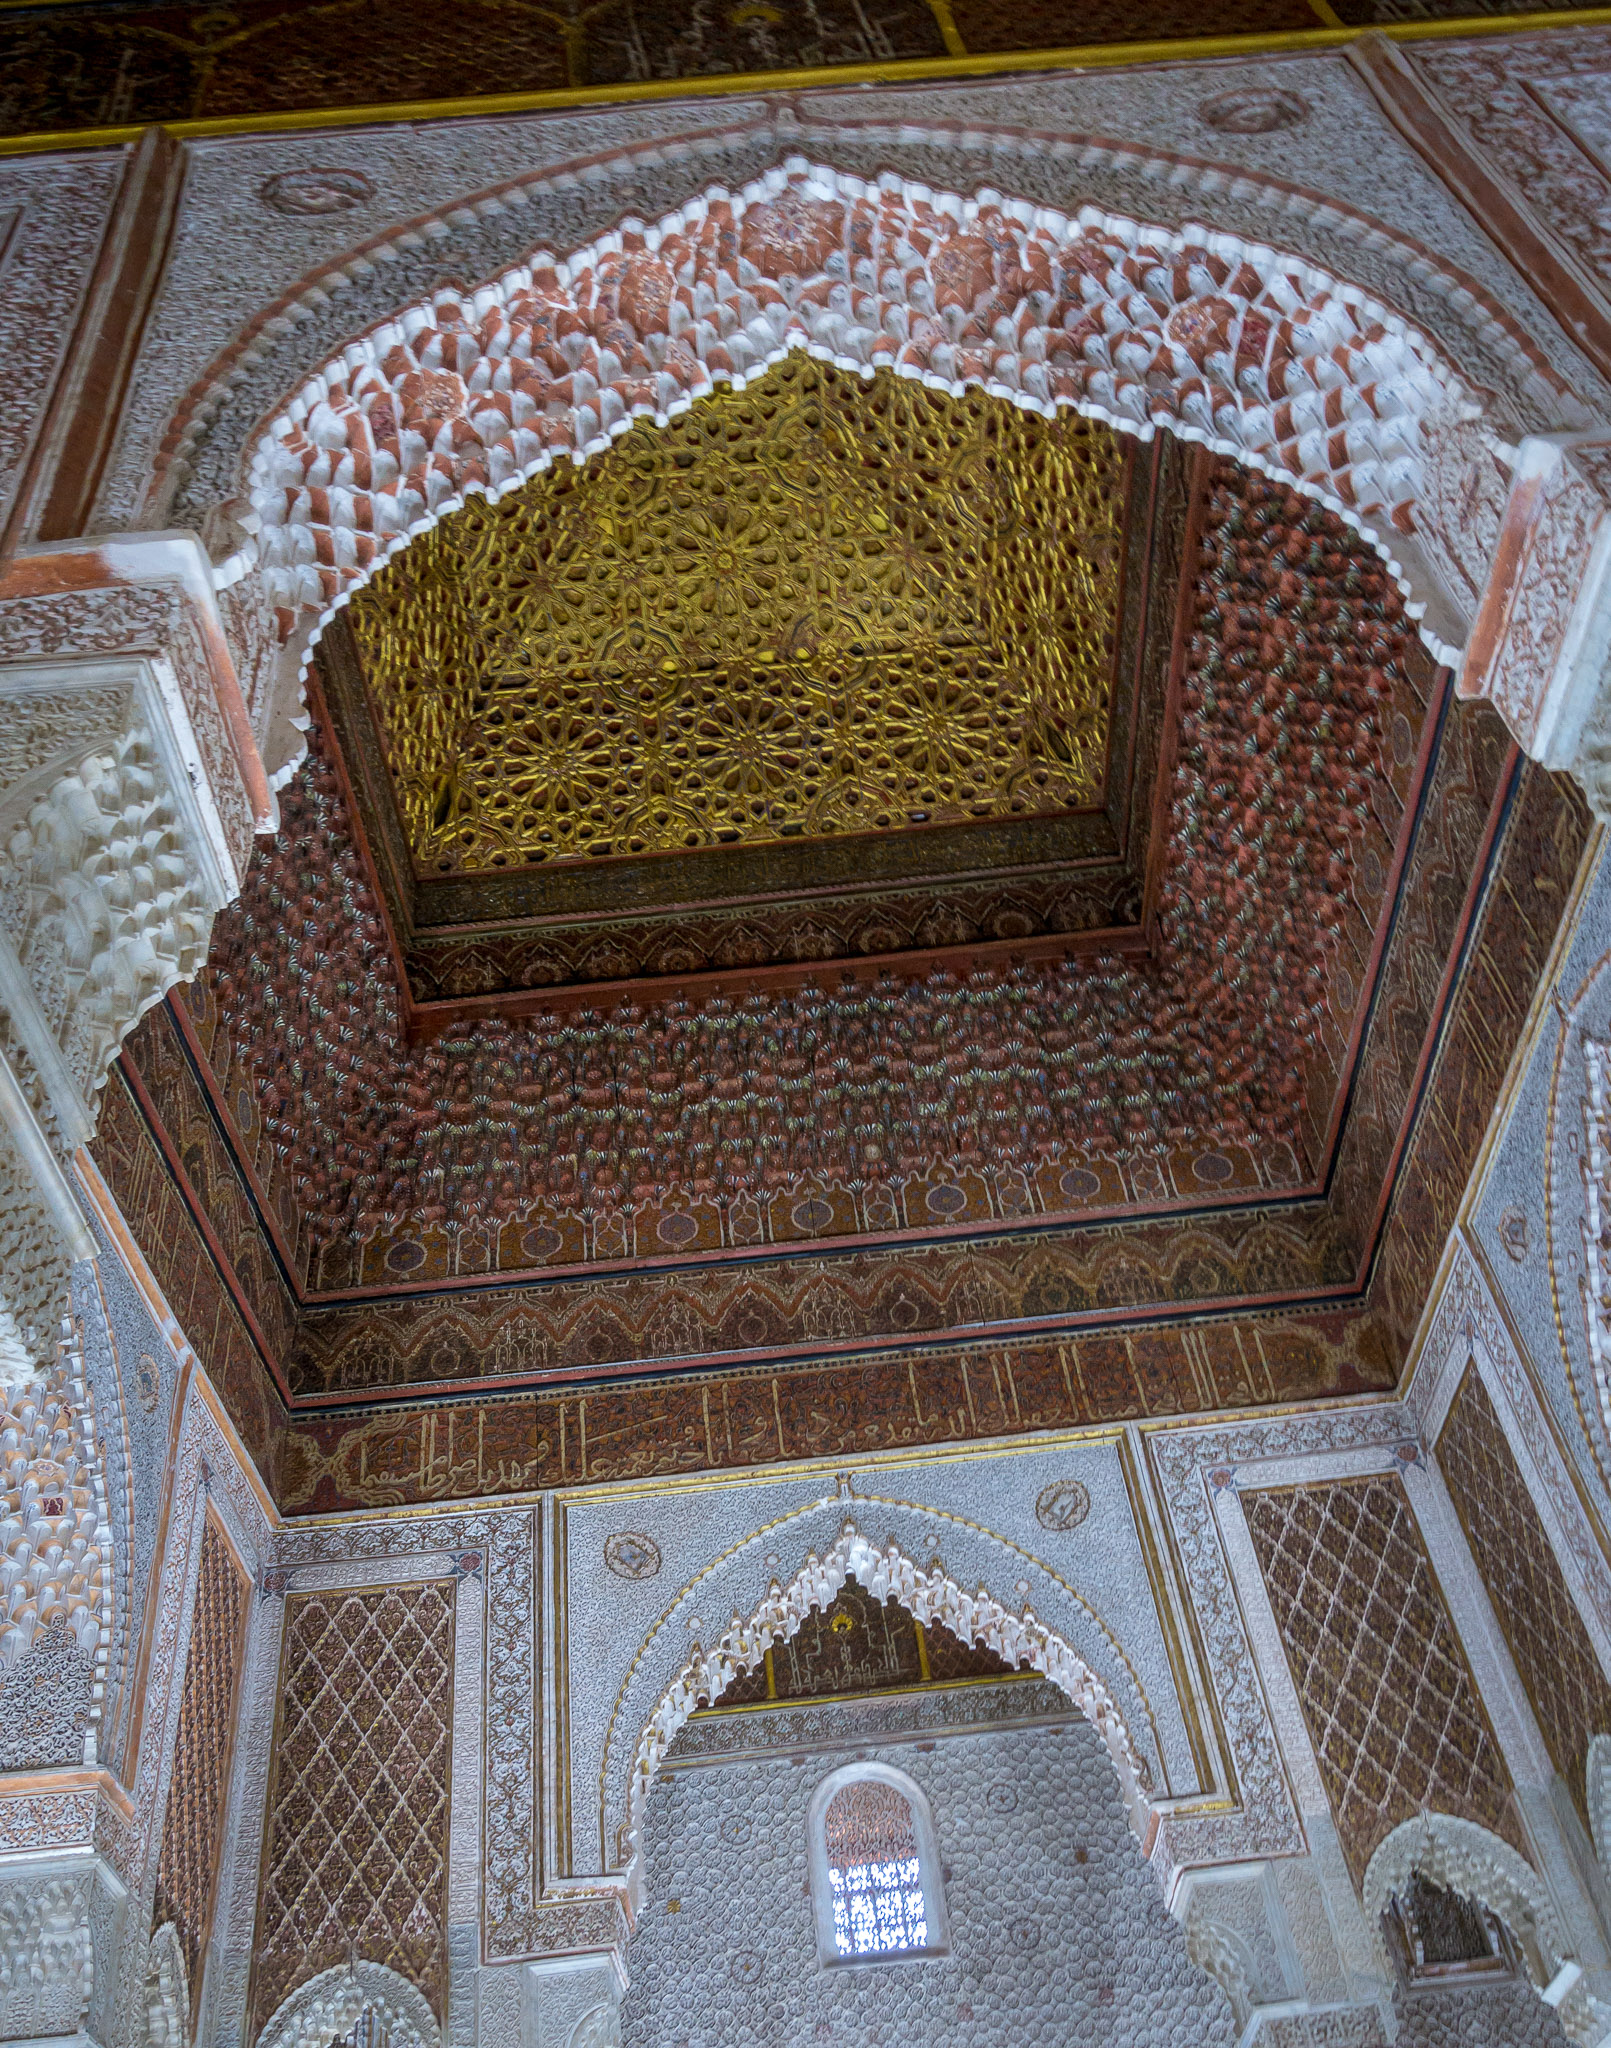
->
[1457,431,1611,826]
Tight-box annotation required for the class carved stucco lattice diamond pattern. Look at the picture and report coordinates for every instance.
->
[249,1582,454,2039]
[1245,1474,1526,1886]
[152,1515,249,2017]
[1437,1363,1611,1830]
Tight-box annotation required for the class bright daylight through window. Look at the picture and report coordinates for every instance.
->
[823,1778,931,1957]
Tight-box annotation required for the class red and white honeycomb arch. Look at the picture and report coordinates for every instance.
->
[239,161,1496,672]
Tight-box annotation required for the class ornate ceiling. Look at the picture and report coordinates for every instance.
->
[320,359,1165,1020]
[88,387,1591,1511]
[348,358,1125,877]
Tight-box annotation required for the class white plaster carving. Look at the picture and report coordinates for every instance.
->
[1588,1734,1611,1887]
[255,1961,440,2048]
[1362,1814,1602,2042]
[1581,1034,1611,1459]
[0,1317,113,1758]
[1179,1864,1304,2031]
[1184,1909,1258,2031]
[1459,431,1611,824]
[523,1952,627,2048]
[567,2006,619,2048]
[144,1920,190,2048]
[0,1871,96,2042]
[619,1519,1153,1911]
[0,153,124,537]
[238,159,1495,696]
[0,1111,86,1379]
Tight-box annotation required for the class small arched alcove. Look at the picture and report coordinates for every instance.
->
[1364,1816,1590,2045]
[808,1762,948,1966]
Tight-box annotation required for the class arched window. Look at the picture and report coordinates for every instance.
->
[807,1764,948,1965]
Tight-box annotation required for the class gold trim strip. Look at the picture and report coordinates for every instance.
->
[1117,1430,1220,1801]
[688,1667,1047,1719]
[5,10,1611,160]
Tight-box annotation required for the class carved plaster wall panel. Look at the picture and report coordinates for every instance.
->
[622,1716,1238,2047]
[1244,1471,1527,1888]
[73,1222,183,1782]
[1409,1242,1611,1687]
[1142,1403,1414,1874]
[0,150,125,539]
[1436,1362,1611,1832]
[151,1511,250,2020]
[1470,835,1611,1538]
[97,1366,275,2048]
[0,1317,113,1766]
[1411,33,1611,305]
[0,1862,125,2046]
[248,1578,456,2038]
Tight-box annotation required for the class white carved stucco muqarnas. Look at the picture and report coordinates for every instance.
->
[221,157,1611,816]
[0,529,268,1370]
[1363,1813,1607,2043]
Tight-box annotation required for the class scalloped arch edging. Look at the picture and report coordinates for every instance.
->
[232,156,1518,698]
[1362,1813,1601,2042]
[253,1961,440,2048]
[616,1519,1155,1909]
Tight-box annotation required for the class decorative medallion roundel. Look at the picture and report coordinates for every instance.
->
[1498,1207,1530,1262]
[719,1814,753,1845]
[259,168,374,215]
[729,1952,763,1985]
[1035,1479,1091,1531]
[1197,87,1310,134]
[985,1783,1018,1814]
[134,1352,161,1414]
[604,1531,662,1580]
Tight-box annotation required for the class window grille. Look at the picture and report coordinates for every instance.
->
[823,1779,930,1957]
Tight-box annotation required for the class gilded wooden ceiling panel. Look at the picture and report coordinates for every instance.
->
[348,356,1126,877]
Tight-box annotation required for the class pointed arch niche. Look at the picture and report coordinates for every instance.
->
[253,1962,440,2048]
[1362,1814,1598,2042]
[605,1512,1158,1912]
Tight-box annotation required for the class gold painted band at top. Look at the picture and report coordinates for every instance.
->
[3,5,1611,159]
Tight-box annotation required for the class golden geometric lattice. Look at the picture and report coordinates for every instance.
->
[1245,1474,1527,1886]
[249,1582,454,2037]
[349,355,1126,874]
[152,1515,250,2020]
[1437,1362,1611,1830]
